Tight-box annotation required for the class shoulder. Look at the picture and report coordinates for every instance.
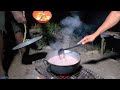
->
[111,11,120,14]
[111,11,120,18]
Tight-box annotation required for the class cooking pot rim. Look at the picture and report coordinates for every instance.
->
[46,50,81,66]
[47,59,80,66]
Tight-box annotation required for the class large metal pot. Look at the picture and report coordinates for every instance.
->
[45,50,81,75]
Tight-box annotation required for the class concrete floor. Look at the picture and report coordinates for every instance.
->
[8,46,120,79]
[8,48,47,79]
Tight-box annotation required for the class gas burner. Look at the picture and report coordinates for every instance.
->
[33,59,104,79]
[46,65,83,79]
[57,76,71,79]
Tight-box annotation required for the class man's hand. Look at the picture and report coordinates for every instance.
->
[11,11,26,24]
[78,34,96,45]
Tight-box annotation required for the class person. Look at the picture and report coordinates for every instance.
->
[0,11,26,79]
[10,11,27,54]
[78,11,120,45]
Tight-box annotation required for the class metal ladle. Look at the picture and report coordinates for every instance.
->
[58,42,82,56]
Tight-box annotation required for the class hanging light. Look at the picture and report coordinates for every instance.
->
[32,11,52,23]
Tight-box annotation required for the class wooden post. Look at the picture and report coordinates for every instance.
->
[101,38,106,55]
[103,39,106,54]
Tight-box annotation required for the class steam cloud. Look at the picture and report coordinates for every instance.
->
[49,11,96,50]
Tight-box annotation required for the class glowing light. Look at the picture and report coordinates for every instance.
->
[32,11,52,23]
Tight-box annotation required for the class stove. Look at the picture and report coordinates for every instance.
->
[33,59,104,79]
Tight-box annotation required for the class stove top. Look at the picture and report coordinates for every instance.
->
[33,59,104,79]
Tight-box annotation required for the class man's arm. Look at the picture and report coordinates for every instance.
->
[79,11,120,44]
[11,11,26,24]
[93,11,120,37]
